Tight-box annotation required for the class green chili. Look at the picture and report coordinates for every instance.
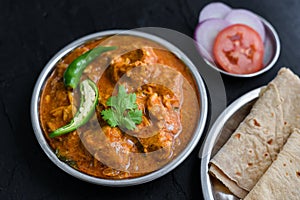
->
[63,46,117,89]
[49,79,99,138]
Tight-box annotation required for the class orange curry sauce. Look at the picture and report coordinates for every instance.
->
[39,35,200,179]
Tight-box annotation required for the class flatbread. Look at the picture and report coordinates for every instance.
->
[209,68,300,198]
[210,164,248,198]
[244,128,300,200]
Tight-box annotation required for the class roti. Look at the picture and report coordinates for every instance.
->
[209,68,300,198]
[244,129,300,200]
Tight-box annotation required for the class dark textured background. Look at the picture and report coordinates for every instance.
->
[1,0,300,199]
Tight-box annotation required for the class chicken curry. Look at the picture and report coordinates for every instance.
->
[39,35,200,179]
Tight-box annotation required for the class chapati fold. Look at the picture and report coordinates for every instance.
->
[209,68,300,198]
[244,129,300,200]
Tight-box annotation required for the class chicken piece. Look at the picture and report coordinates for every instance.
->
[110,48,158,82]
[140,93,181,155]
[147,92,181,135]
[80,126,139,171]
[102,126,137,151]
[118,63,183,103]
[128,84,182,160]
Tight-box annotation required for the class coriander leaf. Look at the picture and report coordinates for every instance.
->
[101,109,118,127]
[120,117,136,131]
[101,85,143,130]
[128,93,138,110]
[106,96,116,107]
[128,109,143,124]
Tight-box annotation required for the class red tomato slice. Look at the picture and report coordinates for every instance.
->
[213,24,264,74]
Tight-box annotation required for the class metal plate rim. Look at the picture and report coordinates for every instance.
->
[200,87,263,199]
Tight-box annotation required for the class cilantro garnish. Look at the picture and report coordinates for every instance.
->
[101,85,142,130]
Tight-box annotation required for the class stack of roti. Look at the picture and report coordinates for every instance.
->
[209,68,300,198]
[244,128,300,200]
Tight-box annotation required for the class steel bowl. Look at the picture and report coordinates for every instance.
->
[31,30,208,186]
[200,87,261,199]
[203,16,280,78]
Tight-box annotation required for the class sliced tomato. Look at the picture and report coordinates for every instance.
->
[213,24,264,74]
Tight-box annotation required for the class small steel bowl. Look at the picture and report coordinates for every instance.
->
[31,30,208,186]
[203,17,280,78]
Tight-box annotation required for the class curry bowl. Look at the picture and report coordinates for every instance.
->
[31,30,208,186]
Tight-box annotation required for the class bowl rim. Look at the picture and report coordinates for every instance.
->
[30,29,208,186]
[203,16,281,78]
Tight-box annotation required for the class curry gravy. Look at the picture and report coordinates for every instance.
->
[40,35,200,179]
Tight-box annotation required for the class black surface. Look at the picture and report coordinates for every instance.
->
[1,0,300,199]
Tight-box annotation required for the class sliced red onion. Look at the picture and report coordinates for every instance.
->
[194,19,230,62]
[224,9,265,41]
[198,2,232,23]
